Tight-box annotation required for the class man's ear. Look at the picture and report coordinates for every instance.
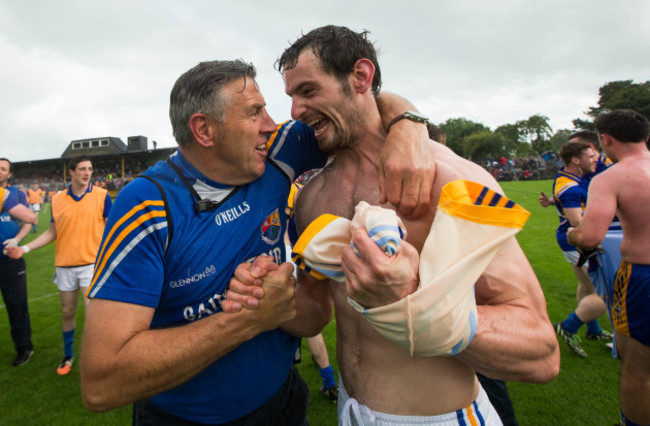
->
[189,113,217,147]
[599,133,614,147]
[350,58,375,94]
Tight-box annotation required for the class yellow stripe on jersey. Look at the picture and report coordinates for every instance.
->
[293,214,340,256]
[91,204,165,288]
[265,120,291,152]
[438,180,530,229]
[94,200,165,269]
[0,187,5,210]
[466,402,479,426]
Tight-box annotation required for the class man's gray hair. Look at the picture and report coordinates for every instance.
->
[169,60,257,147]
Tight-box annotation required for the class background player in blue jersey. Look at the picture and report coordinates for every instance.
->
[567,109,650,425]
[550,141,605,357]
[0,157,37,366]
[80,59,434,425]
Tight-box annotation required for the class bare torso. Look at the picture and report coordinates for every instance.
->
[609,154,650,264]
[296,142,502,415]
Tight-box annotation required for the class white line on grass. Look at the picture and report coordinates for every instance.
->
[0,291,59,310]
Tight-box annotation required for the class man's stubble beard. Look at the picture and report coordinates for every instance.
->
[322,97,365,155]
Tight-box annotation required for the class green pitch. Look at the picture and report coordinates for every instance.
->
[0,181,621,425]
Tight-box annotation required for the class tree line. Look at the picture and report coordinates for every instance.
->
[438,80,650,163]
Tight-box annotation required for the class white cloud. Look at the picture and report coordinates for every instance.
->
[1,0,649,161]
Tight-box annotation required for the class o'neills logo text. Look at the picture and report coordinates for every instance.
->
[214,202,250,226]
[169,265,216,288]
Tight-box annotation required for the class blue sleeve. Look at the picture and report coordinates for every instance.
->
[2,189,19,212]
[267,120,328,178]
[88,178,168,308]
[103,192,113,218]
[558,186,584,209]
[17,189,28,207]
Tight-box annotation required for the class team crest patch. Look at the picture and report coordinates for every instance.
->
[261,208,282,245]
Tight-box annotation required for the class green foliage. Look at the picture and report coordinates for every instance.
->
[549,129,574,152]
[0,189,624,425]
[462,130,512,162]
[517,114,553,153]
[573,80,650,129]
[440,117,490,156]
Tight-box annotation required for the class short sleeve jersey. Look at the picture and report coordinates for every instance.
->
[87,120,327,424]
[0,186,28,260]
[553,170,586,251]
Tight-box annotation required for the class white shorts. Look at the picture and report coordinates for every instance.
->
[30,203,41,213]
[561,249,581,266]
[338,379,502,425]
[52,264,94,292]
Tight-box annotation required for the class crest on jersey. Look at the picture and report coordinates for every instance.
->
[261,208,282,245]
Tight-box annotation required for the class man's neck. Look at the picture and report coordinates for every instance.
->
[0,181,7,189]
[564,164,583,178]
[70,183,88,196]
[610,142,649,163]
[178,145,225,184]
[334,106,385,169]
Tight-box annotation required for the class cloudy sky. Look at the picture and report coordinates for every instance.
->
[1,0,648,162]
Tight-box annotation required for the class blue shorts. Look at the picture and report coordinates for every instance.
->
[612,261,650,347]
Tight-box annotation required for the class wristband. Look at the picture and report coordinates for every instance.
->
[386,111,430,133]
[21,245,31,254]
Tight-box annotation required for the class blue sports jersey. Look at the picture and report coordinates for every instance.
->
[553,170,586,251]
[0,186,28,260]
[88,120,327,424]
[580,153,613,190]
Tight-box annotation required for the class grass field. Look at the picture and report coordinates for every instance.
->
[0,180,621,425]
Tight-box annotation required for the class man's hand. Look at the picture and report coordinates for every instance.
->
[246,262,298,331]
[377,121,434,219]
[341,228,419,308]
[222,256,278,313]
[2,238,19,255]
[538,191,554,208]
[4,246,25,259]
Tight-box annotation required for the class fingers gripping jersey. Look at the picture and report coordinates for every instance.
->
[87,120,327,424]
[293,180,530,357]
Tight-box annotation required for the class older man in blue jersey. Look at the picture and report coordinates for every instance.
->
[80,59,433,424]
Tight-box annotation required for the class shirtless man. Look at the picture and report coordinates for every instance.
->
[229,26,559,425]
[567,109,650,425]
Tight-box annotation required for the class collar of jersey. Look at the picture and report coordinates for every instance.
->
[170,151,240,205]
[557,169,581,182]
[67,183,92,201]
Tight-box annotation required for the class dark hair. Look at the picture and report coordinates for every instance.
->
[68,156,92,171]
[559,140,592,165]
[170,60,257,147]
[427,123,447,145]
[569,130,599,150]
[0,157,12,172]
[276,25,382,96]
[595,109,650,143]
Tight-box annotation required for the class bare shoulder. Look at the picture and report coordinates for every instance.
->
[431,143,502,193]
